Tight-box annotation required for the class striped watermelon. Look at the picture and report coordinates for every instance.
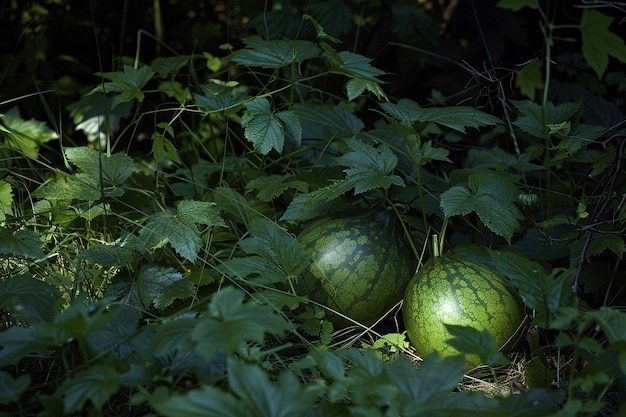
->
[403,254,524,366]
[296,207,417,327]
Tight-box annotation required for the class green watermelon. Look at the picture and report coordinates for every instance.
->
[296,207,417,327]
[403,254,524,366]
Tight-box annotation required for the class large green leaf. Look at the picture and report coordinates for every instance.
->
[230,39,320,69]
[444,324,510,367]
[0,107,58,158]
[65,147,134,191]
[0,229,45,259]
[228,359,323,417]
[308,0,353,38]
[0,179,13,221]
[322,45,387,100]
[581,10,626,78]
[126,265,195,309]
[191,287,291,361]
[305,138,405,204]
[440,173,523,242]
[152,385,246,417]
[241,97,285,154]
[89,65,155,108]
[57,364,120,413]
[0,273,60,323]
[380,99,502,133]
[0,371,30,404]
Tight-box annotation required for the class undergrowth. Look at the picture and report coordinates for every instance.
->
[1,0,625,416]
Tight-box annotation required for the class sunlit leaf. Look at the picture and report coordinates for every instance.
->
[0,107,58,158]
[0,180,13,222]
[444,324,511,367]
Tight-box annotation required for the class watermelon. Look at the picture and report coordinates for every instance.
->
[296,207,417,327]
[403,254,524,366]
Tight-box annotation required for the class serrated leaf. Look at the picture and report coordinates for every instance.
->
[0,229,45,259]
[193,82,249,112]
[444,324,511,367]
[570,233,625,266]
[386,354,466,402]
[176,200,226,228]
[338,138,404,191]
[323,46,386,83]
[228,359,322,417]
[511,99,583,138]
[241,97,285,154]
[581,10,626,78]
[140,211,201,262]
[230,39,320,69]
[133,266,194,309]
[89,65,155,108]
[245,174,309,202]
[488,249,576,329]
[292,103,365,140]
[380,99,502,133]
[440,174,523,242]
[346,78,387,101]
[0,273,60,323]
[58,363,120,413]
[191,287,291,360]
[65,147,134,186]
[151,55,190,77]
[0,107,59,158]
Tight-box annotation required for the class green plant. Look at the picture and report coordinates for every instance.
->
[1,0,626,416]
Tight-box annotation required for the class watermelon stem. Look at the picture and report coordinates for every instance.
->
[432,234,440,257]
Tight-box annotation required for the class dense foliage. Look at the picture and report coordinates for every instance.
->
[1,0,625,416]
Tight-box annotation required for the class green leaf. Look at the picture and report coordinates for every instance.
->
[0,371,30,404]
[193,82,249,112]
[570,233,625,266]
[139,199,220,263]
[386,354,466,402]
[440,173,523,242]
[57,363,120,413]
[326,49,386,82]
[152,385,246,417]
[511,99,583,139]
[584,307,626,343]
[65,147,134,187]
[245,174,309,202]
[131,265,194,309]
[230,39,320,69]
[0,326,54,367]
[0,106,58,158]
[380,99,502,133]
[487,249,577,329]
[515,60,543,99]
[292,103,365,140]
[191,287,291,361]
[391,4,440,48]
[67,93,133,145]
[176,200,226,228]
[228,359,322,417]
[0,273,60,323]
[276,110,302,146]
[0,180,13,221]
[305,139,405,204]
[444,324,511,367]
[150,55,190,77]
[496,0,537,11]
[581,10,626,78]
[241,97,285,154]
[90,65,155,108]
[346,78,387,101]
[0,229,45,259]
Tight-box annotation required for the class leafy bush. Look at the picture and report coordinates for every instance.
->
[1,0,625,416]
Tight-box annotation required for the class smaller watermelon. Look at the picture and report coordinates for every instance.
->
[403,254,524,366]
[296,207,417,327]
